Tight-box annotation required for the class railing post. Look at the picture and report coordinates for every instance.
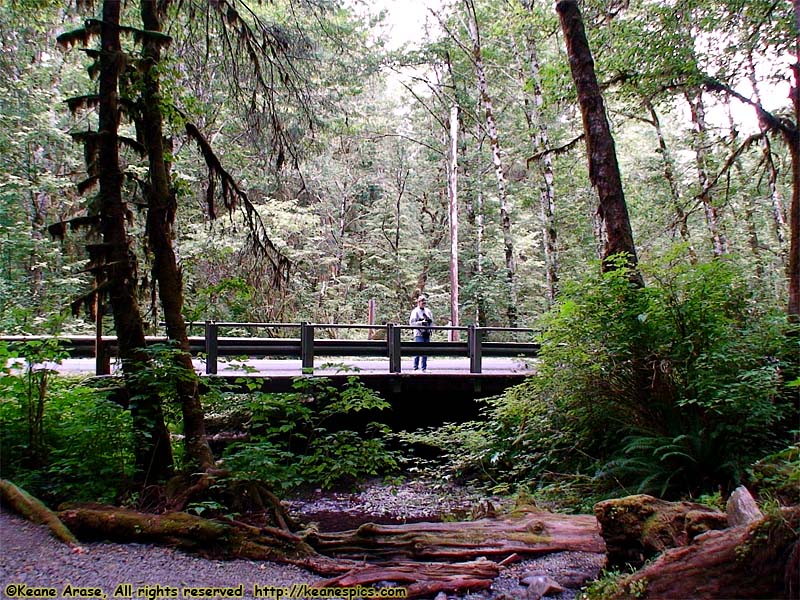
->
[468,325,483,373]
[301,322,314,373]
[387,323,401,373]
[205,320,218,375]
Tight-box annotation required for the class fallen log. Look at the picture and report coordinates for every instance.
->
[57,504,348,575]
[305,507,606,561]
[606,506,799,599]
[0,479,78,546]
[318,559,499,598]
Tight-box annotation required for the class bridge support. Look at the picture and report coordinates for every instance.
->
[96,339,110,376]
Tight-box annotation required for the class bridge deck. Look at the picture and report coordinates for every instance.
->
[23,356,535,428]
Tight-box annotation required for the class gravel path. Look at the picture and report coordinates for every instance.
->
[0,509,323,599]
[1,481,605,600]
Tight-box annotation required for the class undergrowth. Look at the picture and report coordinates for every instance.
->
[213,375,401,491]
[399,257,798,508]
[0,340,133,504]
[0,341,401,504]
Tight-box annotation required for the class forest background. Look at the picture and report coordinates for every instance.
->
[0,0,798,511]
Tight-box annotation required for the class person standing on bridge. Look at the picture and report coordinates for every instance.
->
[409,294,433,372]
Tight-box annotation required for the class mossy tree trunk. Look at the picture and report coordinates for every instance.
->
[95,0,174,484]
[137,0,214,473]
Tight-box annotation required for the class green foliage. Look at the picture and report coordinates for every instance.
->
[0,341,133,505]
[747,445,800,506]
[125,342,197,418]
[218,376,400,490]
[580,568,647,600]
[408,258,797,502]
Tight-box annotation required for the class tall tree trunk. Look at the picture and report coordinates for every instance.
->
[448,105,460,338]
[139,0,214,472]
[786,0,799,321]
[464,0,518,326]
[518,19,559,306]
[556,0,642,285]
[98,0,173,484]
[384,160,407,311]
[643,98,697,263]
[685,89,728,257]
[464,151,487,326]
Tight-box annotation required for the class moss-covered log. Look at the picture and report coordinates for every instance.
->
[607,506,799,599]
[595,494,726,568]
[56,504,346,575]
[0,479,78,545]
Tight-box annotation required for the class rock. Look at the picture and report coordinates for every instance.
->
[519,570,548,585]
[522,575,564,600]
[595,494,724,568]
[726,486,763,528]
[557,568,595,588]
[520,566,595,590]
[434,593,448,600]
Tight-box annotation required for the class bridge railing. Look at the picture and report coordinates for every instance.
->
[1,322,539,375]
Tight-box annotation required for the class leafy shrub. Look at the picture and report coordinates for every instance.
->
[0,341,133,505]
[406,258,797,501]
[219,376,400,490]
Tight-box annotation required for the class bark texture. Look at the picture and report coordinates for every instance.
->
[306,508,605,561]
[556,0,642,284]
[319,560,499,598]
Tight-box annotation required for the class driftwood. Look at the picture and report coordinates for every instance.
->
[53,503,604,597]
[0,479,78,546]
[306,507,606,561]
[318,559,500,598]
[607,506,800,600]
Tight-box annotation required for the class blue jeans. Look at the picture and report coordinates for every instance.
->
[413,335,429,370]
